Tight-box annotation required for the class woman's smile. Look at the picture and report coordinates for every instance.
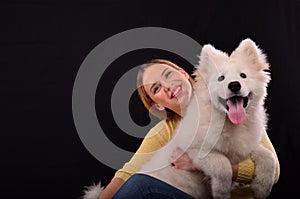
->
[171,85,182,99]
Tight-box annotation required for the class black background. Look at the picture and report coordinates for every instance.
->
[1,0,300,198]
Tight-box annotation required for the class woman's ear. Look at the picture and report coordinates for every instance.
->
[178,68,190,79]
[154,104,165,111]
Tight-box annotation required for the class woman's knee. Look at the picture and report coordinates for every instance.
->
[112,174,150,199]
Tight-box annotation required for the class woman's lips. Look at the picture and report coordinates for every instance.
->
[171,85,182,99]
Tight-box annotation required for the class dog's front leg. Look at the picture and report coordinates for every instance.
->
[193,151,232,199]
[250,145,276,199]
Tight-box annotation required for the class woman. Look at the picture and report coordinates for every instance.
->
[99,59,280,199]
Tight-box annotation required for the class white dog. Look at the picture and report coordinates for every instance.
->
[83,39,276,199]
[138,38,276,199]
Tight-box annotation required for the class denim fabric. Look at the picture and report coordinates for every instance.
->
[112,173,195,199]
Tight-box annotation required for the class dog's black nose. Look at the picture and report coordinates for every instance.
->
[228,81,241,93]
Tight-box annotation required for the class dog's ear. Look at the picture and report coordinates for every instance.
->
[197,44,228,78]
[231,38,270,71]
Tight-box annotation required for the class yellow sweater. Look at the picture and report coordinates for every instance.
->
[114,116,280,198]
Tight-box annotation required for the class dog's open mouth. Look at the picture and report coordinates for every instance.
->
[219,94,251,125]
[227,96,249,109]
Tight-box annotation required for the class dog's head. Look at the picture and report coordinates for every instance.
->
[197,38,271,124]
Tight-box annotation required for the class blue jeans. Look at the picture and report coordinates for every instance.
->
[112,173,195,199]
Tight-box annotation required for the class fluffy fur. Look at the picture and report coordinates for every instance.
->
[82,38,276,199]
[82,181,103,199]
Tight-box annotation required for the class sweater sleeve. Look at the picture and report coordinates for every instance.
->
[236,130,280,184]
[113,118,179,181]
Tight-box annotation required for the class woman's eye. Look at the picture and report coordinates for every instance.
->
[218,75,225,81]
[153,86,160,94]
[165,71,172,78]
[240,73,247,78]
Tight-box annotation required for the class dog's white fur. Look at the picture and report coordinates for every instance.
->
[82,181,103,199]
[82,39,276,199]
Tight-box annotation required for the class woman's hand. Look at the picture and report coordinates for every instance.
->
[170,147,197,172]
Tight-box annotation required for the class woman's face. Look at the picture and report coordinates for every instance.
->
[142,63,193,115]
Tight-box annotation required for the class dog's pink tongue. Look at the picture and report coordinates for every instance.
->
[227,98,245,124]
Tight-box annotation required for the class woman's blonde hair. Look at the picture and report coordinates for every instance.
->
[136,59,194,120]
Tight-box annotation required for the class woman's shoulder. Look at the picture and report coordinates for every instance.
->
[145,115,182,139]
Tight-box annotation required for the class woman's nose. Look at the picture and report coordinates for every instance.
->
[161,81,171,90]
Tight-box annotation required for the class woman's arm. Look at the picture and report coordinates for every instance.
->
[98,178,125,199]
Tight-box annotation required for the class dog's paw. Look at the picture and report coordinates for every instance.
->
[251,160,275,199]
[196,152,232,199]
[251,183,271,199]
[82,181,104,199]
[211,177,231,199]
[251,176,274,199]
[251,148,276,199]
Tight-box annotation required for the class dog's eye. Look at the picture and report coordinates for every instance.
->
[218,75,225,81]
[240,73,247,78]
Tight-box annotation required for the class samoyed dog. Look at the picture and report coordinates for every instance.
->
[83,38,276,199]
